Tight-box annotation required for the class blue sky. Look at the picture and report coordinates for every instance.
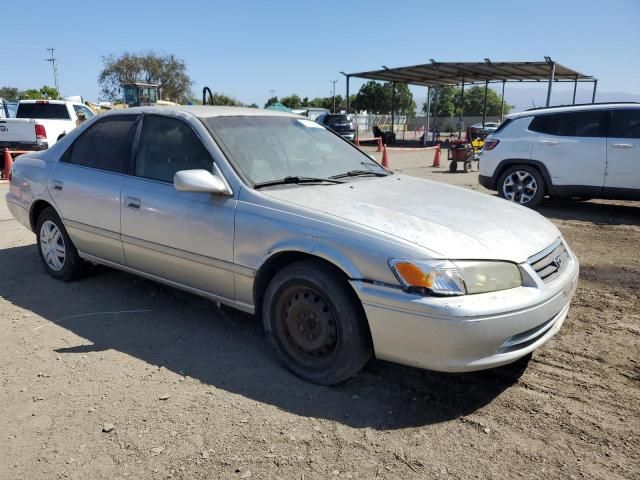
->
[3,0,639,110]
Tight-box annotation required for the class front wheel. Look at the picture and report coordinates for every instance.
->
[497,165,545,207]
[262,260,372,385]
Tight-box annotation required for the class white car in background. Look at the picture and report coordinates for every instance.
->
[479,103,640,206]
[0,99,94,152]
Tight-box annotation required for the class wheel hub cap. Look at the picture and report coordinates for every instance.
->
[39,220,66,271]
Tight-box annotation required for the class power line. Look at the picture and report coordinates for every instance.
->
[45,48,60,96]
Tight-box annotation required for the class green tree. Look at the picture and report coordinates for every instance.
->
[352,81,415,116]
[207,92,244,106]
[0,87,20,101]
[423,85,460,117]
[264,96,278,108]
[20,86,60,100]
[249,103,259,108]
[280,94,303,109]
[462,86,511,116]
[98,51,193,103]
[423,85,511,117]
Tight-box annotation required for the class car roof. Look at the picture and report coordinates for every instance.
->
[506,102,640,119]
[120,105,301,119]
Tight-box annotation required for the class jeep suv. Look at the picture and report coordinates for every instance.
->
[479,103,640,207]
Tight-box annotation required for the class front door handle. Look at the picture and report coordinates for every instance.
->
[125,196,141,210]
[612,143,635,149]
[539,140,559,145]
[51,179,63,191]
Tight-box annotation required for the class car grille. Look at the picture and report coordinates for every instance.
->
[528,239,569,284]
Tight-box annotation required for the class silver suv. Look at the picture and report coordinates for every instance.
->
[479,103,640,207]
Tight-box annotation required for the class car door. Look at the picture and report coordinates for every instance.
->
[605,108,640,192]
[50,114,140,264]
[529,110,607,190]
[120,114,237,300]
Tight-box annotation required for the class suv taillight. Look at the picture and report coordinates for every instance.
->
[483,139,500,150]
[35,124,47,140]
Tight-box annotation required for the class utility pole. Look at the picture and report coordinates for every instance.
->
[268,89,276,100]
[331,79,338,112]
[45,48,60,97]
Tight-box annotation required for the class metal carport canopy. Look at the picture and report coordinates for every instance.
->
[346,60,593,86]
[341,59,597,143]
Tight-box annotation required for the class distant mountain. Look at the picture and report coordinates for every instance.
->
[412,89,640,114]
[502,88,640,112]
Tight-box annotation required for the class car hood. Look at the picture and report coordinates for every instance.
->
[261,175,560,263]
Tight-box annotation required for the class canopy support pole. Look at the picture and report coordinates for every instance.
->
[500,80,506,122]
[546,61,555,107]
[345,75,350,113]
[572,75,578,104]
[459,79,465,138]
[482,80,489,129]
[424,86,430,146]
[390,82,396,139]
[592,79,598,103]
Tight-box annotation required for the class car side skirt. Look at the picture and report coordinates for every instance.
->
[78,251,256,314]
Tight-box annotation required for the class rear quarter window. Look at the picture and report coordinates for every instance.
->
[491,119,512,134]
[16,103,71,120]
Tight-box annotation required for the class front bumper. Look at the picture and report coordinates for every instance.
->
[478,174,496,190]
[350,249,579,372]
[340,133,356,142]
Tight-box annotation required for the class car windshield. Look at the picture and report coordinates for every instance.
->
[205,116,386,185]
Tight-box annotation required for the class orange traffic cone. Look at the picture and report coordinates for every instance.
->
[3,148,12,180]
[381,145,389,168]
[432,145,441,167]
[376,137,383,152]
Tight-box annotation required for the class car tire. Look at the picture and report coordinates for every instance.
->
[497,165,545,207]
[36,206,85,281]
[262,260,372,385]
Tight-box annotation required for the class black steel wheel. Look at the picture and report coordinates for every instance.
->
[449,161,457,172]
[262,260,372,385]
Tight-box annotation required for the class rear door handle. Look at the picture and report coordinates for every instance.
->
[125,196,141,210]
[539,140,558,145]
[612,143,635,148]
[51,179,63,191]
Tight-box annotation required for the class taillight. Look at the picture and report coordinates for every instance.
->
[35,124,47,140]
[483,139,500,150]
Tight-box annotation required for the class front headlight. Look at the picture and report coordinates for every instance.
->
[389,259,522,296]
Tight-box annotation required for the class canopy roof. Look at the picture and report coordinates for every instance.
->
[346,60,593,86]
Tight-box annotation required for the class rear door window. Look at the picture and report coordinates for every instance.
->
[609,109,640,138]
[529,110,606,137]
[134,115,213,183]
[16,102,71,120]
[64,115,139,173]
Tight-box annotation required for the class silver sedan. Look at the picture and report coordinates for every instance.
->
[5,106,579,385]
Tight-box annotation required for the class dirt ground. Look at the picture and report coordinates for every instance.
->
[0,155,638,479]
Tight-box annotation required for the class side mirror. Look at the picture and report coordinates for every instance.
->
[174,169,232,196]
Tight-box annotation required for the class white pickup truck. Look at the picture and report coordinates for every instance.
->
[0,99,95,151]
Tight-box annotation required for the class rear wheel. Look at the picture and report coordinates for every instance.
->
[36,207,85,281]
[262,260,372,385]
[497,165,545,207]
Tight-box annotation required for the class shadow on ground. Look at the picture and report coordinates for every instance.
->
[535,198,640,226]
[0,244,533,430]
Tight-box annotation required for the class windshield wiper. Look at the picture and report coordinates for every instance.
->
[329,170,389,179]
[254,176,345,189]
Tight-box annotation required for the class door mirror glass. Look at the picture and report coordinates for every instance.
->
[174,169,232,195]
